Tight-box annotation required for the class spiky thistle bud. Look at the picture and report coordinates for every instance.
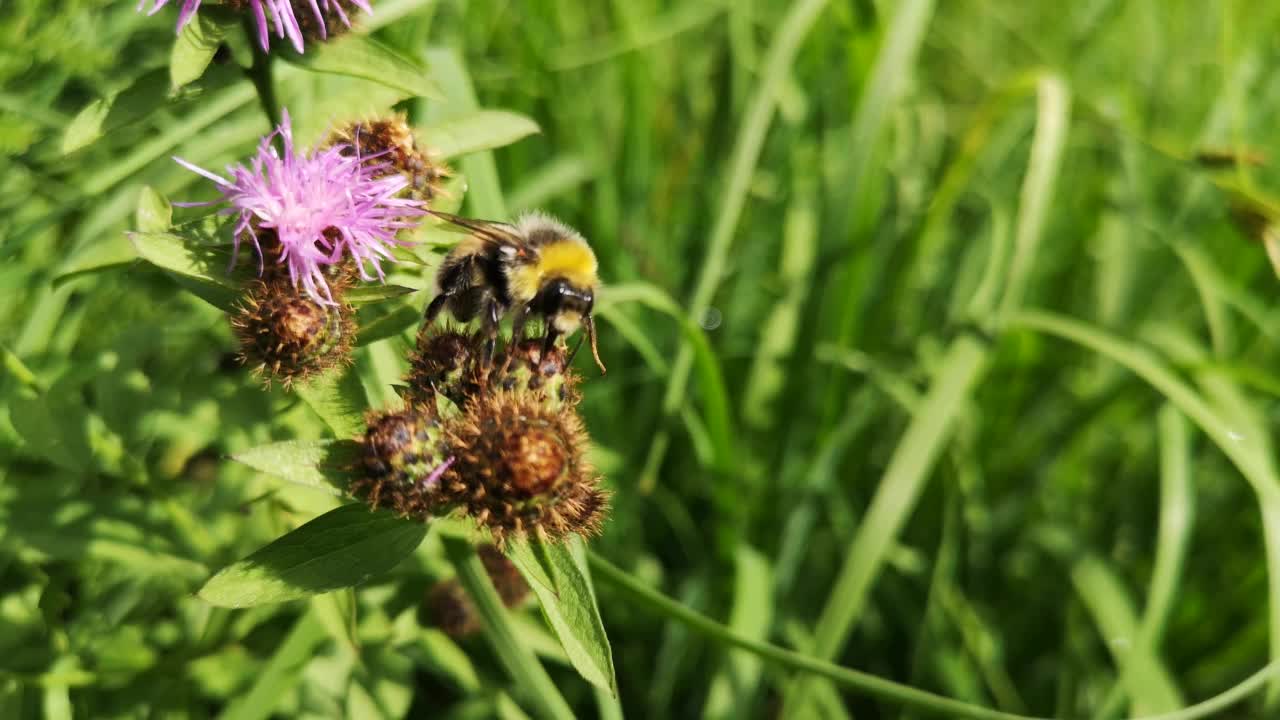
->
[371,327,608,544]
[230,274,355,387]
[349,406,451,515]
[330,115,451,205]
[289,0,368,43]
[434,387,608,546]
[487,339,578,405]
[404,328,482,406]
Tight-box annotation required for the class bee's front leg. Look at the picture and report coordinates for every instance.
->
[481,298,501,367]
[541,325,560,360]
[500,304,529,374]
[423,292,450,325]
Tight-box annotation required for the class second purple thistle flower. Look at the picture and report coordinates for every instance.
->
[175,109,425,305]
[137,0,373,53]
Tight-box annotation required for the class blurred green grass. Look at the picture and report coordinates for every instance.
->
[5,1,1280,718]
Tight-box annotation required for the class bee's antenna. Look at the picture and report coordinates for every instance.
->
[583,314,606,374]
[426,210,516,244]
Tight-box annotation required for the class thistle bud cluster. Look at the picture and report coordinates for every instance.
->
[208,114,448,387]
[352,327,609,546]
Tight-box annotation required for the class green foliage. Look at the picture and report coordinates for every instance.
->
[6,1,1280,718]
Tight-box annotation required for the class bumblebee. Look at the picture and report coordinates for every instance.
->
[424,210,605,373]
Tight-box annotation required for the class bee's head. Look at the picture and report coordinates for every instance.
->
[532,278,605,374]
[535,277,594,333]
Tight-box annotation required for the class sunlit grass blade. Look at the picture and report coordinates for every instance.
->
[648,0,833,489]
[1139,405,1195,650]
[1008,308,1280,704]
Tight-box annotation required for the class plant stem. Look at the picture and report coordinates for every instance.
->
[588,552,1280,720]
[245,19,280,129]
[443,536,576,720]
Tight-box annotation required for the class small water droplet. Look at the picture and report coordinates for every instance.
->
[700,307,722,331]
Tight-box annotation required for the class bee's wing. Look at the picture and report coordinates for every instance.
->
[427,210,521,246]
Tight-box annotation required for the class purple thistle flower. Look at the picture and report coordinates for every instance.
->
[136,0,373,53]
[175,109,424,305]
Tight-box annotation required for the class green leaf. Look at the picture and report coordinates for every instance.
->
[425,110,540,159]
[198,504,427,607]
[170,8,238,89]
[443,537,576,720]
[135,186,172,233]
[507,536,618,694]
[285,35,439,99]
[345,283,418,305]
[128,231,239,311]
[703,545,773,719]
[357,305,421,346]
[60,69,170,154]
[295,367,367,438]
[230,439,360,496]
[59,65,240,154]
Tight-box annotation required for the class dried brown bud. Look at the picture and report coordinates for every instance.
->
[350,406,449,516]
[477,543,529,608]
[435,389,608,546]
[427,580,480,638]
[230,276,354,388]
[330,115,450,205]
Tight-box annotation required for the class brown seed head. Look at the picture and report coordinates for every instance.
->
[330,115,451,205]
[230,276,354,388]
[427,580,480,638]
[477,543,530,607]
[438,389,607,546]
[350,406,449,517]
[405,328,482,405]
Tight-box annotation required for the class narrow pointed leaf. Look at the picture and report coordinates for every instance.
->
[230,439,360,496]
[426,110,540,159]
[198,504,427,607]
[285,35,439,99]
[507,536,618,694]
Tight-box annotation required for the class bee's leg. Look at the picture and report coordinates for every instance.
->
[509,304,529,344]
[423,291,450,325]
[501,305,529,374]
[480,298,501,367]
[567,332,586,366]
[541,325,561,360]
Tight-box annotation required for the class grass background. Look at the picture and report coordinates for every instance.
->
[4,0,1280,718]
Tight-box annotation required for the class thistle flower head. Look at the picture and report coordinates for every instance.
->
[362,328,608,545]
[230,273,355,387]
[176,109,424,305]
[436,389,609,546]
[350,406,452,514]
[138,0,372,53]
[330,115,451,205]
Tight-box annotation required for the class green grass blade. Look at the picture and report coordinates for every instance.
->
[1139,405,1195,650]
[1008,308,1280,702]
[647,0,832,488]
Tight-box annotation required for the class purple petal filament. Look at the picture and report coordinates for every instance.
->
[174,109,424,304]
[136,0,374,53]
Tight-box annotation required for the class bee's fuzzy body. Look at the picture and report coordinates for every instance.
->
[425,211,606,372]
